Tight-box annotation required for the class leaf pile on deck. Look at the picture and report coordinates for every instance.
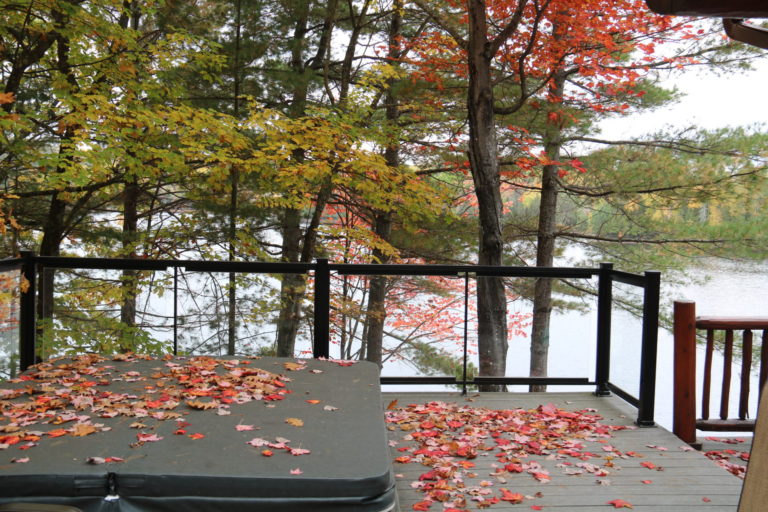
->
[703,437,749,479]
[387,401,636,510]
[0,353,313,460]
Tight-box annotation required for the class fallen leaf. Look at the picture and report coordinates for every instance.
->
[261,449,273,457]
[235,424,255,432]
[188,433,205,440]
[640,461,656,470]
[186,400,218,410]
[71,424,97,437]
[285,418,304,427]
[607,499,633,509]
[641,480,652,484]
[137,433,163,442]
[305,399,321,404]
[499,488,524,503]
[323,405,338,411]
[702,497,711,503]
[290,468,303,475]
[386,399,399,410]
[412,501,432,511]
[290,447,311,456]
[283,362,306,371]
[11,457,29,463]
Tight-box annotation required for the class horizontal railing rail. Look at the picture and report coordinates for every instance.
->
[673,300,768,446]
[3,252,660,426]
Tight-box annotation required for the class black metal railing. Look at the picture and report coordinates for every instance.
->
[0,252,660,426]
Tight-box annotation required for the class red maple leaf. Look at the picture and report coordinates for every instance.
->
[607,499,633,508]
[499,488,524,503]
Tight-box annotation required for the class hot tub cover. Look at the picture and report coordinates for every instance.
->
[0,355,396,512]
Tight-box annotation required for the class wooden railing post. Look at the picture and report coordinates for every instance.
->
[673,300,697,445]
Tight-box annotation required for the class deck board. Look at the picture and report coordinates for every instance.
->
[382,392,744,511]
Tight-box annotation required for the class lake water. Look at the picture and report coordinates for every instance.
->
[381,258,768,434]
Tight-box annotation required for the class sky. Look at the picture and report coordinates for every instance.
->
[599,54,768,139]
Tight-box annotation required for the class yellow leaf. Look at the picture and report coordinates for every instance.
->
[285,418,304,427]
[71,424,97,437]
[186,400,218,410]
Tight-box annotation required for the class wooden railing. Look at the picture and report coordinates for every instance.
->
[673,300,768,446]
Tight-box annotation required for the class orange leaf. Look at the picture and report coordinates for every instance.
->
[188,433,205,440]
[386,399,399,410]
[607,499,633,509]
[500,488,524,504]
[285,418,304,427]
[305,399,321,404]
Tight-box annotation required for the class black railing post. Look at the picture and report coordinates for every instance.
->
[173,266,179,356]
[637,270,661,427]
[462,272,469,396]
[595,262,613,396]
[19,251,37,371]
[313,259,330,359]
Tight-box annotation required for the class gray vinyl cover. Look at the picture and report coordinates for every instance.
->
[0,356,396,512]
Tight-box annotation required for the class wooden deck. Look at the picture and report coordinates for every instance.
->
[382,392,745,511]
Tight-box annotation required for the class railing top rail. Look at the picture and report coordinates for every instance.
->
[696,317,768,330]
[611,269,651,288]
[331,263,600,278]
[0,257,23,268]
[31,256,315,274]
[9,255,624,280]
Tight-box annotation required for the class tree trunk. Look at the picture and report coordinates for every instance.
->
[36,17,78,358]
[529,73,566,391]
[37,194,67,358]
[364,213,392,367]
[119,178,139,352]
[275,1,310,358]
[364,0,400,367]
[275,209,304,357]
[467,0,507,391]
[227,0,243,356]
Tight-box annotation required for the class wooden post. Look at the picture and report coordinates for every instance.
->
[673,300,697,445]
[738,381,768,512]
